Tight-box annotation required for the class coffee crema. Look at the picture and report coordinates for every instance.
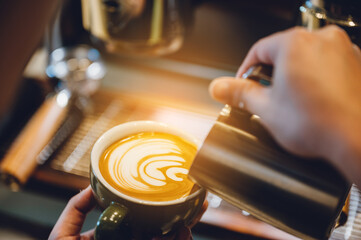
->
[99,132,198,202]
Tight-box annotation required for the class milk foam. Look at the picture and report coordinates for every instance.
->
[100,132,197,201]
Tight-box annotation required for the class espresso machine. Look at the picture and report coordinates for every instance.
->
[300,0,361,47]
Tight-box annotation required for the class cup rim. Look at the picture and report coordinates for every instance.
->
[91,120,204,206]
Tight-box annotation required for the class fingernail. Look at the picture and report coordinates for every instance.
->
[210,80,230,101]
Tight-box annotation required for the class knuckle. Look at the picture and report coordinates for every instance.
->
[327,25,346,35]
[291,27,309,38]
[68,195,78,206]
[255,37,267,46]
[288,27,311,46]
[325,25,350,42]
[252,38,267,53]
[291,26,308,34]
[280,28,313,56]
[282,27,312,59]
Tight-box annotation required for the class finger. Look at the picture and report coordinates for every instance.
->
[236,28,296,77]
[209,77,269,115]
[49,185,96,239]
[80,228,95,240]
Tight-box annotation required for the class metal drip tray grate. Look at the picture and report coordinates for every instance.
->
[49,99,131,178]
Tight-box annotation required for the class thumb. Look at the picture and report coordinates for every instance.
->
[49,186,96,239]
[209,77,269,115]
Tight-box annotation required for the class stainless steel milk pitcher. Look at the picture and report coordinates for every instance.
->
[189,65,351,240]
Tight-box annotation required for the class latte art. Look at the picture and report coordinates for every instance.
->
[99,132,198,201]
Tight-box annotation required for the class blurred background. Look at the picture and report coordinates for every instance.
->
[0,0,360,239]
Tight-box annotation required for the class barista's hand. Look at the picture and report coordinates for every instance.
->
[49,185,208,240]
[209,25,361,185]
[49,185,97,240]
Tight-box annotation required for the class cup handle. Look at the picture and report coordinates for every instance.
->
[95,202,132,240]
